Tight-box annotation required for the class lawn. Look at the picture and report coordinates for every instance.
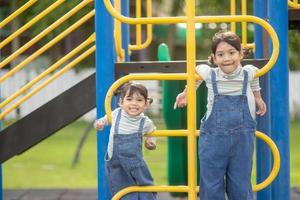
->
[2,118,300,188]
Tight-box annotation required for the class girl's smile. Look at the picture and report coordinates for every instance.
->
[119,92,148,117]
[213,41,243,74]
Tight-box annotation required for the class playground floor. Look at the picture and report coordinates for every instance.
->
[4,188,300,200]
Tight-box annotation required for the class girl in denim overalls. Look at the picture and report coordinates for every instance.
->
[174,31,267,200]
[95,82,157,200]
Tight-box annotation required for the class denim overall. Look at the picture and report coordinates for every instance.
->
[199,70,256,200]
[105,109,157,200]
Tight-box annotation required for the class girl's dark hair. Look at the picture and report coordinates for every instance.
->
[208,30,251,65]
[117,82,153,104]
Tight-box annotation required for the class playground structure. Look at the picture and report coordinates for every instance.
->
[0,0,299,200]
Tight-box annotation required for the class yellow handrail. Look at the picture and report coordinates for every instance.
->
[0,0,66,49]
[103,0,278,77]
[0,33,95,110]
[104,73,201,123]
[0,0,37,29]
[192,15,278,77]
[241,0,247,47]
[0,45,96,120]
[110,130,279,199]
[230,0,236,33]
[288,0,300,8]
[253,131,280,191]
[112,186,189,200]
[128,0,153,51]
[0,10,95,83]
[0,0,93,70]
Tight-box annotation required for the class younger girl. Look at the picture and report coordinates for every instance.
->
[94,82,157,200]
[174,31,266,200]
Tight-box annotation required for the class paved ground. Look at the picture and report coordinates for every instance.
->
[4,188,300,200]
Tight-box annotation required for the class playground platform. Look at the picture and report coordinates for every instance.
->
[3,188,300,200]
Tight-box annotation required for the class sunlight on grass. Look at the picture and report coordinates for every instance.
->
[2,118,300,188]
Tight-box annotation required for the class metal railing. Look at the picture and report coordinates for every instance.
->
[103,0,280,199]
[0,0,95,119]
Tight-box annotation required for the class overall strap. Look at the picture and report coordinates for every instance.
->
[242,70,249,95]
[211,70,219,95]
[114,109,122,134]
[138,117,146,136]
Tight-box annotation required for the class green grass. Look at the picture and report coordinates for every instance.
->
[2,119,300,188]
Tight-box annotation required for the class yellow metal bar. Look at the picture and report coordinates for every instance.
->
[112,185,189,200]
[0,33,95,109]
[185,0,197,199]
[136,0,142,46]
[103,0,187,24]
[146,130,189,137]
[288,0,300,8]
[0,45,96,120]
[0,10,95,83]
[230,0,236,33]
[253,131,280,191]
[114,0,125,62]
[105,73,202,123]
[241,0,247,48]
[103,9,278,77]
[128,0,153,51]
[193,15,279,77]
[0,0,93,69]
[0,0,37,29]
[0,0,66,49]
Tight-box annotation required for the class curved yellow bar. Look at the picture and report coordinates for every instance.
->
[128,0,153,51]
[253,131,280,191]
[288,0,300,8]
[112,185,189,200]
[109,130,279,197]
[103,0,187,24]
[104,73,203,123]
[0,0,37,29]
[103,2,279,78]
[193,15,279,78]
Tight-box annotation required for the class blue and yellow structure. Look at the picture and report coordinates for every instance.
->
[95,0,291,200]
[0,0,296,199]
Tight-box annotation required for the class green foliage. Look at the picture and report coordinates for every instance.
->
[289,30,300,71]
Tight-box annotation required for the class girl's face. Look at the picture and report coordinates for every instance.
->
[119,91,148,117]
[213,41,243,74]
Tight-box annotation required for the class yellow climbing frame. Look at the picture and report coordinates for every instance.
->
[103,0,280,199]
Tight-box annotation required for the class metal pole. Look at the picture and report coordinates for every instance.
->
[121,0,129,62]
[254,1,272,200]
[268,0,290,199]
[95,0,115,199]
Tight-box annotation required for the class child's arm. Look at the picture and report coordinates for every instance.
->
[145,136,156,150]
[253,90,267,116]
[143,117,157,150]
[94,117,108,131]
[247,65,267,116]
[174,64,209,109]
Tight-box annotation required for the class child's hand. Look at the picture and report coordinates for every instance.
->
[94,119,106,130]
[144,137,156,150]
[255,98,267,116]
[174,92,187,109]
